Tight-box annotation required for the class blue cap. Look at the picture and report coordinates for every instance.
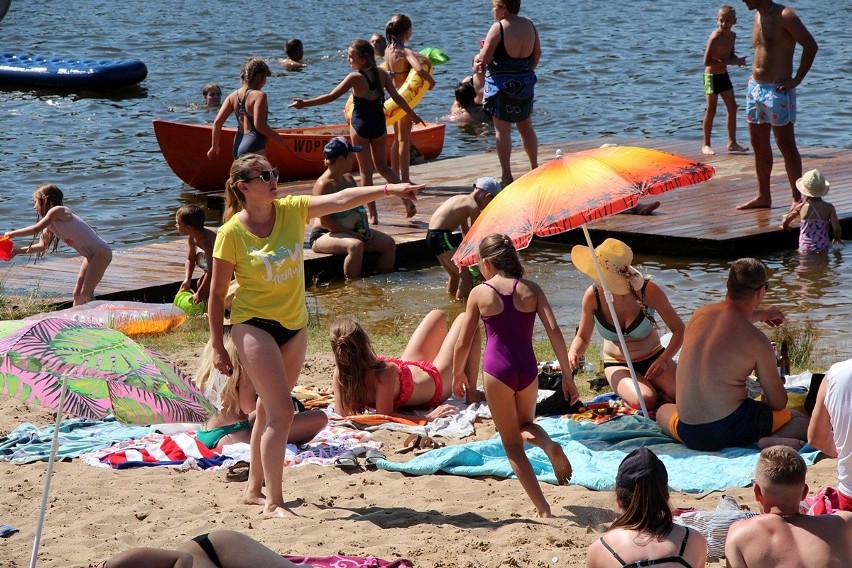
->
[474,176,501,196]
[324,136,363,159]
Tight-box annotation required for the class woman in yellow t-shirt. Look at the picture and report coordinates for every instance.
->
[208,151,421,518]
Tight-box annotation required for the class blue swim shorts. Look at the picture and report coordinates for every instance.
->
[745,79,796,126]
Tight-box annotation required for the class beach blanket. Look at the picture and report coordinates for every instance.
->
[98,433,228,469]
[0,417,152,464]
[378,415,822,493]
[285,555,412,567]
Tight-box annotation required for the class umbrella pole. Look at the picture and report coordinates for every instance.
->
[29,378,68,568]
[580,226,650,419]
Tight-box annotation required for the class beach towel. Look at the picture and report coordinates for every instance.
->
[285,554,412,567]
[378,415,822,493]
[98,433,229,469]
[0,417,152,464]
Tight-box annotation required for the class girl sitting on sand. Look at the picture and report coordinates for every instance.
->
[330,310,484,421]
[5,184,112,306]
[194,327,327,450]
[453,233,580,518]
[782,169,843,253]
[290,39,422,224]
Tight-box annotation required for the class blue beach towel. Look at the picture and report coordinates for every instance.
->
[378,416,822,493]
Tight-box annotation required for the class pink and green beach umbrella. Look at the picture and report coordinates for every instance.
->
[0,316,214,568]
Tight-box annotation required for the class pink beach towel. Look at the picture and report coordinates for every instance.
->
[285,554,413,567]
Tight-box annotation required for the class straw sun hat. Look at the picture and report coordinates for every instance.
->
[571,238,645,296]
[796,169,830,198]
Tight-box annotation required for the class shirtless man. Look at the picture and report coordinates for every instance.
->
[737,0,817,210]
[724,446,852,568]
[656,258,809,451]
[426,177,500,300]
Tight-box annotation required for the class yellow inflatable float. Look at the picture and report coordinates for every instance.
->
[343,47,449,127]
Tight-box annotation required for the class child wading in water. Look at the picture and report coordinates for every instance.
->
[175,204,217,305]
[453,233,580,517]
[290,39,422,225]
[701,4,748,156]
[384,14,435,189]
[5,184,112,305]
[782,169,843,253]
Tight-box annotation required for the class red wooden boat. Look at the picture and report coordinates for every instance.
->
[152,119,446,192]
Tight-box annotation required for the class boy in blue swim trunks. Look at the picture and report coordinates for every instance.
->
[656,258,809,451]
[426,177,501,301]
[701,5,748,156]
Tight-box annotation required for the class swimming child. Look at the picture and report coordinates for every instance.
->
[202,82,222,107]
[330,309,485,420]
[290,39,423,224]
[280,38,305,70]
[782,169,842,253]
[208,57,286,160]
[370,32,387,62]
[5,183,112,306]
[449,81,490,124]
[175,204,217,305]
[453,233,579,518]
[427,176,501,300]
[384,14,436,190]
[702,4,748,156]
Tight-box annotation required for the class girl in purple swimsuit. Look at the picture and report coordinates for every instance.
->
[330,309,484,421]
[453,233,580,518]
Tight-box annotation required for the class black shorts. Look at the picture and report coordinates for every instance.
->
[425,229,462,256]
[242,317,300,346]
[603,347,664,376]
[704,72,733,95]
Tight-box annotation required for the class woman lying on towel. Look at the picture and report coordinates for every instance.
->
[93,529,312,568]
[586,447,708,568]
[194,327,328,450]
[330,309,484,421]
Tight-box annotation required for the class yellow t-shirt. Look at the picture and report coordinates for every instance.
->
[213,195,311,329]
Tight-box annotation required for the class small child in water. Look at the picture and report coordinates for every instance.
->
[449,81,490,124]
[5,184,112,305]
[175,204,217,305]
[427,177,501,300]
[782,169,842,253]
[280,38,305,70]
[202,83,222,107]
[702,4,748,155]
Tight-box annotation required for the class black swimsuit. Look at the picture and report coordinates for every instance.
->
[192,534,224,568]
[350,68,386,139]
[233,89,267,158]
[599,527,694,567]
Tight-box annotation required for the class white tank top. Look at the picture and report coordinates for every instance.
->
[824,359,852,496]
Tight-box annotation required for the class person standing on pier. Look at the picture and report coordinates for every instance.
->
[737,0,817,210]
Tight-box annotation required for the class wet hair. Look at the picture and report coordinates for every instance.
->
[223,153,268,221]
[385,13,412,44]
[329,317,386,415]
[349,38,377,70]
[610,473,673,538]
[176,204,206,230]
[756,446,807,488]
[32,183,64,256]
[194,327,242,415]
[718,4,736,17]
[370,32,387,56]
[202,82,221,97]
[285,38,303,60]
[240,57,271,88]
[493,0,521,15]
[726,257,767,301]
[478,233,524,279]
[455,81,476,107]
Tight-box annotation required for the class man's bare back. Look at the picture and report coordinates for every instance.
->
[725,512,852,568]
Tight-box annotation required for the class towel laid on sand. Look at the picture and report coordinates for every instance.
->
[378,415,822,493]
[285,554,412,567]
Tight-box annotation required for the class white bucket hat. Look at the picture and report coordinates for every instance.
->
[796,169,830,198]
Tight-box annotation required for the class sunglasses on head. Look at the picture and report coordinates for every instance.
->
[244,168,279,183]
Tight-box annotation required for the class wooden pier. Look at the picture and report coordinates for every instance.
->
[4,137,851,304]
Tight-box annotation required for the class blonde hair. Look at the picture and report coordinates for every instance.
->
[718,5,736,17]
[239,57,271,89]
[194,327,241,415]
[223,153,268,221]
[329,317,385,415]
[33,183,64,258]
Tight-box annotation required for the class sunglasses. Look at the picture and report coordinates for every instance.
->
[244,169,279,183]
[754,281,770,292]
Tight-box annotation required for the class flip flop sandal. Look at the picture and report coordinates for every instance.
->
[364,449,387,467]
[334,450,360,469]
[413,436,446,455]
[396,433,422,455]
[225,460,250,483]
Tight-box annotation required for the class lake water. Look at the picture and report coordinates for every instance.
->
[1,1,850,357]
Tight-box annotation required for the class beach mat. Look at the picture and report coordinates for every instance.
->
[378,415,822,493]
[285,554,412,567]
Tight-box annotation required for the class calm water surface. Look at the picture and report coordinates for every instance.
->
[1,1,849,354]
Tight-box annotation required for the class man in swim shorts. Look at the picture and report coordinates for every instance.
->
[737,0,817,210]
[426,177,501,301]
[656,258,809,451]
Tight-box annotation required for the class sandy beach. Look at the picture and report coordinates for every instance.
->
[0,346,837,568]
